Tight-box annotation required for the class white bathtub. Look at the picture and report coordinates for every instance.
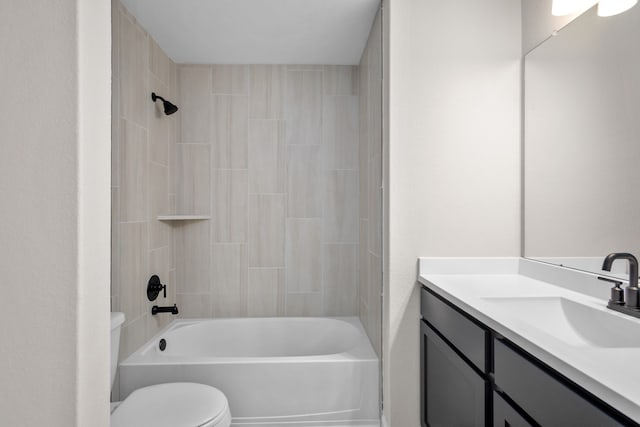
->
[119,317,379,426]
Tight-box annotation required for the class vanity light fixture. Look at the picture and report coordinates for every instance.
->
[552,0,636,16]
[597,0,638,16]
[552,0,596,16]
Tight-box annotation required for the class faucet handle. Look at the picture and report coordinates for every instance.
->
[147,275,166,301]
[598,276,624,305]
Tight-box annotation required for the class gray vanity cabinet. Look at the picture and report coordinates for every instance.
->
[420,286,638,427]
[420,288,490,427]
[421,322,487,426]
[494,339,621,427]
[493,392,531,427]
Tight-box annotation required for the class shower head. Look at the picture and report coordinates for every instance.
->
[151,92,179,116]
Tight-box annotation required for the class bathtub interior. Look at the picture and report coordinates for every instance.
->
[138,317,364,358]
[118,317,380,426]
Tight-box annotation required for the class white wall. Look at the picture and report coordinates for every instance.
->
[385,0,522,425]
[0,1,111,425]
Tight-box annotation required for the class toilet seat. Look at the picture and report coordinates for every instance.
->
[111,382,231,427]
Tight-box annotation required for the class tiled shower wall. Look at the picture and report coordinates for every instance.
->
[174,64,361,318]
[111,1,178,360]
[359,9,383,358]
[112,0,380,362]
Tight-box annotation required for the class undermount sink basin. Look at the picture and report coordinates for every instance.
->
[481,296,640,348]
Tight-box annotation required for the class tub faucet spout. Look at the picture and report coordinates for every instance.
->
[152,304,179,315]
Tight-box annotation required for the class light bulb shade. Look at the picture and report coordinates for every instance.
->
[598,0,637,16]
[552,0,597,15]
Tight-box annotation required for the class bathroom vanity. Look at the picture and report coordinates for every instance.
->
[419,258,640,427]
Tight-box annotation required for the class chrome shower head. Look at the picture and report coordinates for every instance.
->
[151,92,179,116]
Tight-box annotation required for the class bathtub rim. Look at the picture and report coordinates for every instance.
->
[119,316,378,367]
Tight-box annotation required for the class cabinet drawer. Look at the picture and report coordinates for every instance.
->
[421,287,487,372]
[422,322,486,427]
[493,392,532,427]
[494,339,622,427]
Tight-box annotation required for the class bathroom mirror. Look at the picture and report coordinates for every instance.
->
[523,4,640,278]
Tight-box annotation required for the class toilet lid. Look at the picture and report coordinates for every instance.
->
[111,382,229,427]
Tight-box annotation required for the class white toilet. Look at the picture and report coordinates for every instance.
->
[111,312,232,427]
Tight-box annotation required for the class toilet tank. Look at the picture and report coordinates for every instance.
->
[110,312,125,390]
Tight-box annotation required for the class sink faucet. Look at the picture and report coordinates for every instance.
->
[601,252,640,309]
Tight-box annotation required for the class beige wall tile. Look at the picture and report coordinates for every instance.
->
[176,144,210,215]
[112,5,183,362]
[111,187,120,299]
[211,244,248,317]
[358,67,369,220]
[114,42,370,341]
[211,170,248,243]
[368,159,382,256]
[286,145,323,218]
[169,61,178,100]
[368,253,382,356]
[112,76,120,188]
[169,222,175,270]
[168,131,176,201]
[168,269,176,302]
[146,304,172,338]
[149,75,170,166]
[286,293,323,316]
[285,70,323,145]
[359,219,369,307]
[119,10,151,127]
[285,219,322,292]
[357,25,383,355]
[118,223,148,325]
[149,37,170,86]
[248,195,284,267]
[212,65,249,95]
[120,119,148,222]
[324,95,359,170]
[324,65,358,96]
[148,162,169,249]
[120,314,147,360]
[178,66,211,143]
[119,10,148,128]
[249,65,285,119]
[324,170,358,243]
[211,95,248,169]
[358,48,369,115]
[177,293,212,318]
[368,69,382,164]
[323,244,358,316]
[367,37,383,257]
[359,298,369,339]
[175,220,210,293]
[248,119,285,194]
[359,147,369,222]
[248,268,285,317]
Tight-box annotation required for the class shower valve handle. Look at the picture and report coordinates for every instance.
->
[147,275,166,301]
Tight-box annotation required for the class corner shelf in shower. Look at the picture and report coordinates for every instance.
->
[157,215,211,221]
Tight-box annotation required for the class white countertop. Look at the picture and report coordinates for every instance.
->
[418,257,640,422]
